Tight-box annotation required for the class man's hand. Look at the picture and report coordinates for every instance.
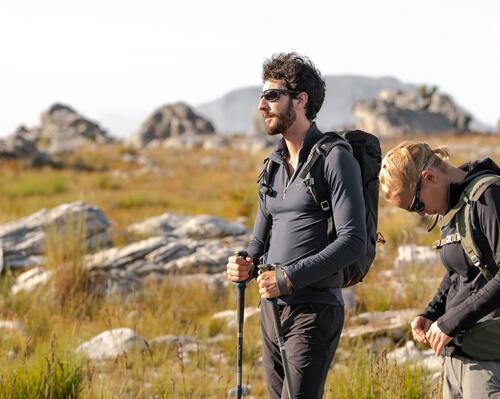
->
[257,270,280,299]
[425,321,452,356]
[411,316,433,344]
[226,255,254,282]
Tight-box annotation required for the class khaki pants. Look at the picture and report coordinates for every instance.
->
[444,355,500,399]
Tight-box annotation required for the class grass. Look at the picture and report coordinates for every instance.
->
[0,132,498,397]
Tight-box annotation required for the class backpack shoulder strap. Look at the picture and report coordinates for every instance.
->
[257,157,279,219]
[441,174,500,280]
[298,132,351,239]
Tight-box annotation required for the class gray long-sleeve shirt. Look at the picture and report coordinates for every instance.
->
[247,124,367,305]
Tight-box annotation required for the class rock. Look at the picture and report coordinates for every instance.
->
[32,103,114,154]
[0,126,56,166]
[212,307,260,328]
[128,102,215,148]
[0,320,26,333]
[387,340,443,372]
[0,201,111,270]
[395,245,440,268]
[10,267,53,295]
[75,328,148,360]
[167,271,229,290]
[353,90,471,136]
[228,385,251,397]
[342,309,417,340]
[128,213,248,239]
[342,288,356,312]
[149,335,198,352]
[85,236,168,271]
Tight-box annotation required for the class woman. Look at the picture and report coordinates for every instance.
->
[379,142,500,398]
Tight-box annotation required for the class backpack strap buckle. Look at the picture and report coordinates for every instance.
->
[320,200,330,211]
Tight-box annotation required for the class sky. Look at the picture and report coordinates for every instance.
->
[0,0,498,137]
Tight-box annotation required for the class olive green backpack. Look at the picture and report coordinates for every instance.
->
[433,173,500,360]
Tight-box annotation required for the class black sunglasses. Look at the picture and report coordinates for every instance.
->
[260,89,300,102]
[408,177,425,213]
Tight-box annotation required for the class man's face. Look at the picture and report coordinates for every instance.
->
[258,80,297,136]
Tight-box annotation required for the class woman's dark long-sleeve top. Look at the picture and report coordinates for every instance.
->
[421,158,500,356]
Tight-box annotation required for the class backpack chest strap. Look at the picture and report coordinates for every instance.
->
[432,232,461,249]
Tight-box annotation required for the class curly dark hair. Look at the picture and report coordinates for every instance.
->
[262,52,326,121]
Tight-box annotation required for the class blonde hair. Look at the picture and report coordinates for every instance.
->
[379,142,450,201]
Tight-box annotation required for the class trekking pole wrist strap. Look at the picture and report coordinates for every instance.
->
[275,265,293,295]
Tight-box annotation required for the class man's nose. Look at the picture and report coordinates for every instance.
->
[258,97,269,111]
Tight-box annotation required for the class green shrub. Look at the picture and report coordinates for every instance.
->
[0,349,87,399]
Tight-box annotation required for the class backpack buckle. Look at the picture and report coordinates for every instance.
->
[320,201,330,211]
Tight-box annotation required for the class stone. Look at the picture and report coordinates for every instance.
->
[149,335,198,352]
[0,125,55,166]
[33,103,114,154]
[387,340,443,372]
[342,288,356,313]
[0,201,111,270]
[212,307,260,328]
[342,309,417,340]
[395,245,440,268]
[228,386,251,397]
[353,90,471,136]
[128,102,215,148]
[85,236,168,271]
[10,267,53,295]
[0,320,26,333]
[128,213,248,239]
[75,328,148,360]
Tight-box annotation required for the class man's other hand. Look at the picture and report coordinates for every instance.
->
[226,255,253,282]
[257,270,280,299]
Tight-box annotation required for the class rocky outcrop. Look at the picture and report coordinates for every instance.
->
[129,102,215,148]
[0,125,55,166]
[0,201,111,272]
[128,213,247,238]
[7,209,249,296]
[353,90,471,136]
[83,213,249,294]
[31,103,114,154]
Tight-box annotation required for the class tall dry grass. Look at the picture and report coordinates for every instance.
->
[0,132,498,397]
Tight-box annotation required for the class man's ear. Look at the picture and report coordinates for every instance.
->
[295,91,308,109]
[421,169,438,184]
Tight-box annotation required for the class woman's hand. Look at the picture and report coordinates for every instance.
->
[425,321,452,356]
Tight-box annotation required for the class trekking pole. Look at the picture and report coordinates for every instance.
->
[258,264,294,398]
[233,251,249,399]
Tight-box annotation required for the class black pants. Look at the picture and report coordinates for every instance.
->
[260,302,344,399]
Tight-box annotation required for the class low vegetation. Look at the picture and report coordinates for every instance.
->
[0,132,498,398]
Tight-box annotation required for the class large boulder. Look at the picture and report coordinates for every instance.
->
[128,213,247,239]
[32,103,114,154]
[0,126,55,166]
[353,90,471,136]
[0,201,111,271]
[75,328,148,360]
[129,102,215,148]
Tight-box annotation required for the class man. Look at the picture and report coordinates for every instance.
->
[226,52,366,398]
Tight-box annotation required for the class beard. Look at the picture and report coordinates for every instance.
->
[263,99,296,136]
